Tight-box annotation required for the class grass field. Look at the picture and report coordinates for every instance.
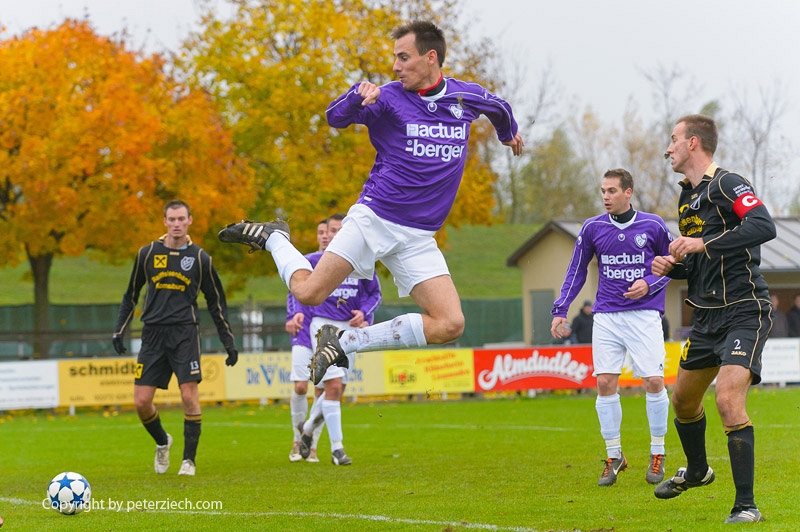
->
[0,224,539,306]
[2,387,799,531]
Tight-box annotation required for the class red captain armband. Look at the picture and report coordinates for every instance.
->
[733,193,764,218]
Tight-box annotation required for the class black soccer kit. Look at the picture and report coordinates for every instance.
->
[666,165,776,383]
[114,237,236,388]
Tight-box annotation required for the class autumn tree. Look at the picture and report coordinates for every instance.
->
[513,127,596,224]
[0,20,254,356]
[179,0,503,256]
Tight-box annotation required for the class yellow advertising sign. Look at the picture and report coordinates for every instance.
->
[58,355,227,407]
[345,352,385,397]
[383,349,474,394]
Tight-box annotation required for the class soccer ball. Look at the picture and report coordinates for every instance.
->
[47,472,91,515]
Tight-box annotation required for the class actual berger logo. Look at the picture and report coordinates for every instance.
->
[154,255,167,268]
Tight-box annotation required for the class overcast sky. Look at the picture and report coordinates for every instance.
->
[3,0,799,203]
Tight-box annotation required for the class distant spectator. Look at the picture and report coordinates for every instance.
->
[786,294,800,337]
[770,294,788,338]
[570,300,594,344]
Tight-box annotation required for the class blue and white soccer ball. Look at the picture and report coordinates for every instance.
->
[47,472,91,515]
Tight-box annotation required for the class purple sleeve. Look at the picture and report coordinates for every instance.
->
[645,217,673,295]
[551,222,594,318]
[326,83,372,128]
[359,274,382,318]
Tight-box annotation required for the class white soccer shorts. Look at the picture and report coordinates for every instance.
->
[591,309,666,378]
[325,203,450,298]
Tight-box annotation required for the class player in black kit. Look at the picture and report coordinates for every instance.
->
[113,200,238,477]
[652,115,775,523]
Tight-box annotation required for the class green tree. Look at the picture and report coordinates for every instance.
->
[515,127,596,224]
[0,20,254,356]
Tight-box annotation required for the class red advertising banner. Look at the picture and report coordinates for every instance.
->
[473,346,596,392]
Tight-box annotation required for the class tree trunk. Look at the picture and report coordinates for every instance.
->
[27,252,53,359]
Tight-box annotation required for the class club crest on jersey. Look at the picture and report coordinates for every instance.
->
[449,104,464,119]
[427,102,437,113]
[180,256,195,271]
[635,233,648,248]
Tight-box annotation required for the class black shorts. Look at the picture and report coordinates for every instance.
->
[135,324,202,389]
[680,300,771,385]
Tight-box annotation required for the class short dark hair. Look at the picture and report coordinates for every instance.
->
[676,114,718,155]
[603,168,634,192]
[164,200,190,217]
[329,213,345,223]
[390,21,446,67]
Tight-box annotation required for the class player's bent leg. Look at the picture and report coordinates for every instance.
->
[670,367,717,419]
[410,275,465,345]
[714,365,752,427]
[291,252,354,307]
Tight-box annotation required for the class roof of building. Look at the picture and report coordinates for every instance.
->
[507,216,800,273]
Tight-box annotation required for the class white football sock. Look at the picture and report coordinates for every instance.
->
[304,391,326,434]
[596,393,623,459]
[646,388,669,455]
[264,233,313,288]
[290,391,307,441]
[322,399,343,451]
[338,313,426,354]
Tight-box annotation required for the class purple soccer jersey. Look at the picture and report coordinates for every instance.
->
[552,212,673,318]
[326,79,518,231]
[287,251,382,344]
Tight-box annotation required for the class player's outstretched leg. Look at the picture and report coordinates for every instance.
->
[218,219,290,253]
[309,325,347,385]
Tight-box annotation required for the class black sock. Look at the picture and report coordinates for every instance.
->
[674,413,708,481]
[183,414,202,462]
[141,409,169,446]
[728,425,756,510]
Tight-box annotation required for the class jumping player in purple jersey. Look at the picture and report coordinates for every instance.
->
[219,20,523,385]
[551,169,673,488]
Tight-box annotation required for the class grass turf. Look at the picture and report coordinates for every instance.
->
[1,387,798,531]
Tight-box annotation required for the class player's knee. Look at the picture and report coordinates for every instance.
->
[441,313,465,343]
[292,285,326,306]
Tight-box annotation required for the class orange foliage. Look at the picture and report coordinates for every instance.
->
[0,20,255,269]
